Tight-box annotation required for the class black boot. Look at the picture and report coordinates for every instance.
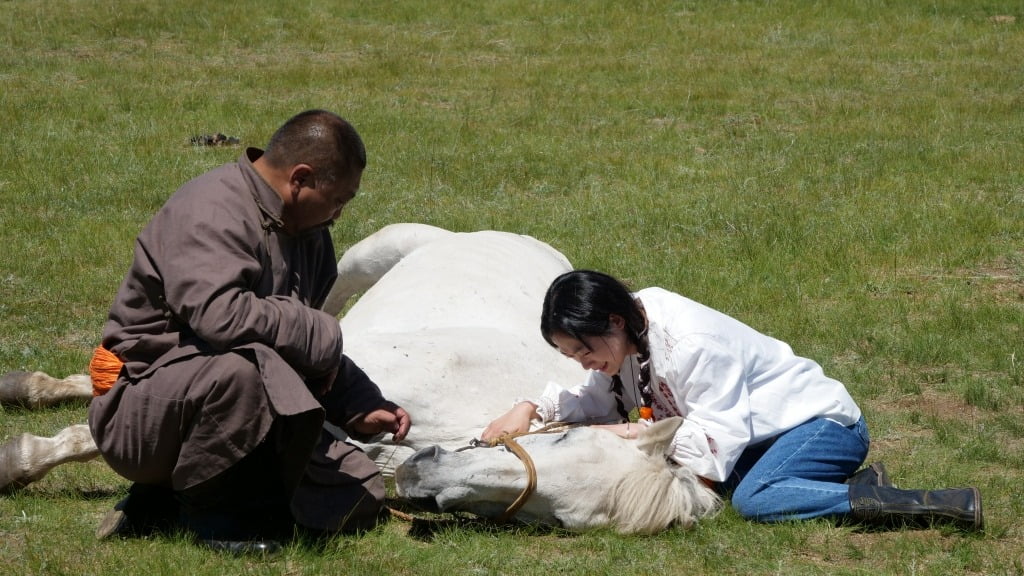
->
[177,491,288,556]
[845,462,892,487]
[848,485,983,531]
[175,441,291,555]
[96,483,179,540]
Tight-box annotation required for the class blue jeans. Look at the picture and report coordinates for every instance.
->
[720,416,870,522]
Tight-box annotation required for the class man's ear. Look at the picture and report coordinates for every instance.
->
[288,163,315,193]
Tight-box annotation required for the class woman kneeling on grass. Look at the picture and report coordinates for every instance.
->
[482,269,982,530]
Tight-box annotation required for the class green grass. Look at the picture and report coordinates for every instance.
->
[2,0,1023,574]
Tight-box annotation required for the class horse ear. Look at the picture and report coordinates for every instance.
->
[636,416,684,457]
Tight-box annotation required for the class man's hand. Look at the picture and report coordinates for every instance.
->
[350,401,411,442]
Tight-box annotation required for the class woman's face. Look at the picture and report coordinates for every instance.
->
[550,315,635,376]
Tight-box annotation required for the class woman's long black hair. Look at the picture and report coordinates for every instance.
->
[541,270,652,420]
[541,270,646,348]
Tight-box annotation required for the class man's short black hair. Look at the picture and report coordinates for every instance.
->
[263,109,366,181]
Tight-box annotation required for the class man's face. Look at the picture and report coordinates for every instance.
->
[289,169,361,233]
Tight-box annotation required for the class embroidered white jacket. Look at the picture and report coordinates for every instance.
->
[533,287,862,482]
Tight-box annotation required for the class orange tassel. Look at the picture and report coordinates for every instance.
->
[89,346,124,397]
[639,406,654,421]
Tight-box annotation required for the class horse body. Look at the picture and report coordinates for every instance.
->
[335,225,581,473]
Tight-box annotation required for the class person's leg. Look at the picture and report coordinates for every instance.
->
[730,417,869,522]
[176,436,294,541]
[290,428,387,535]
[89,352,276,489]
[95,482,179,540]
[175,408,324,543]
[90,352,283,544]
[727,416,983,530]
[847,484,983,531]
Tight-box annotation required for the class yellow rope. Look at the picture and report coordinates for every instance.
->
[494,435,537,523]
[488,422,578,523]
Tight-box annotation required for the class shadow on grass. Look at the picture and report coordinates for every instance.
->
[0,486,122,500]
[77,488,124,500]
[384,497,575,542]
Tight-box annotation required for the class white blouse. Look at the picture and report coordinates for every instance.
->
[533,287,862,482]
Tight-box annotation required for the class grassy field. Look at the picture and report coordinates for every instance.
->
[1,0,1022,574]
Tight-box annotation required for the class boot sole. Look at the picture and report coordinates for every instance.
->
[96,509,129,540]
[971,486,984,531]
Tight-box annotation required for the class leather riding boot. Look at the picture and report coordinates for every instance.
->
[845,462,892,487]
[175,439,292,553]
[848,485,983,531]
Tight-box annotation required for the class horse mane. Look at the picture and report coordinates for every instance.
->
[606,418,722,534]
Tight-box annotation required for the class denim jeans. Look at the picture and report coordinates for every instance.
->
[719,416,870,522]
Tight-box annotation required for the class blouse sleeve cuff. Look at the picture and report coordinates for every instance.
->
[532,396,557,423]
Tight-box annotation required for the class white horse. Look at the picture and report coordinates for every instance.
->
[0,223,720,532]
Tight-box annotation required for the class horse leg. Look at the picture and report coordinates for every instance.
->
[0,371,93,408]
[0,424,99,492]
[321,223,453,316]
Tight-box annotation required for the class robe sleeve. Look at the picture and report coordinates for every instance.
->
[146,199,342,379]
[320,354,390,439]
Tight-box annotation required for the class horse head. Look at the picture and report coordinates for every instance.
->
[395,417,722,534]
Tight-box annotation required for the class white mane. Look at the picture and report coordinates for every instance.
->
[608,418,722,534]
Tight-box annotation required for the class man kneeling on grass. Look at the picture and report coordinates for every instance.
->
[89,109,410,555]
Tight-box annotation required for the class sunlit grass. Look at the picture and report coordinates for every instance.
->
[1,0,1022,574]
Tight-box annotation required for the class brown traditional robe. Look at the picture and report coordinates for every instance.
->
[88,148,388,532]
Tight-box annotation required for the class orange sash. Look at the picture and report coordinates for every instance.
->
[89,346,124,397]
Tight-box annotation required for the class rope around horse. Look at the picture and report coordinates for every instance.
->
[388,421,579,525]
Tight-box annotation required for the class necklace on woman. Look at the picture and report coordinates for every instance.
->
[614,299,655,422]
[624,354,654,422]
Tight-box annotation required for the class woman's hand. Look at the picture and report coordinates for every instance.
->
[481,401,538,442]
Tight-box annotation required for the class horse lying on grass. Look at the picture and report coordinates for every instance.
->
[0,223,720,533]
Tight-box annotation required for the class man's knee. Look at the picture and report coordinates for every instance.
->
[290,436,386,533]
[294,474,386,533]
